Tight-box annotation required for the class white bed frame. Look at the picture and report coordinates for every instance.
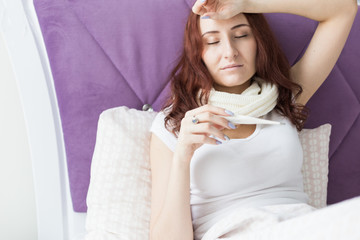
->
[2,0,358,239]
[0,0,86,239]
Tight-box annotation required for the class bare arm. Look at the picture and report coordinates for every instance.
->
[193,0,358,105]
[149,135,193,240]
[149,105,233,240]
[244,0,358,105]
[284,0,358,105]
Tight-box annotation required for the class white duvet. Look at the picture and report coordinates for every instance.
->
[201,196,360,240]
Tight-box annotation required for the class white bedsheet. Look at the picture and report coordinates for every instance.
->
[201,196,360,240]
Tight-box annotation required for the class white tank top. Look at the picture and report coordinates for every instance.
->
[150,110,309,240]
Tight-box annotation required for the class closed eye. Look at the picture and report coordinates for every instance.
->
[235,34,248,39]
[207,41,220,45]
[207,34,247,45]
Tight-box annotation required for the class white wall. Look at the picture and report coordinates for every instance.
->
[0,33,38,240]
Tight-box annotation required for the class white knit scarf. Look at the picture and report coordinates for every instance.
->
[207,77,281,125]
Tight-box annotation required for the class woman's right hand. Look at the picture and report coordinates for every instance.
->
[174,104,235,163]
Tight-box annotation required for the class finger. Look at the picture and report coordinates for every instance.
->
[191,122,227,141]
[203,12,225,20]
[192,0,207,15]
[186,104,234,118]
[206,9,237,20]
[191,134,221,145]
[182,114,226,131]
[197,8,207,16]
[195,112,235,130]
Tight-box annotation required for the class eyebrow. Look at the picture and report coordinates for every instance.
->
[201,24,250,37]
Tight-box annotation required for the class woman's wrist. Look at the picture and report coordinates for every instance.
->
[173,145,194,165]
[173,153,192,169]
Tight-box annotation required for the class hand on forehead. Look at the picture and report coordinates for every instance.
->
[192,0,246,20]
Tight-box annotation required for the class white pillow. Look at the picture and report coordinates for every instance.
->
[299,123,331,209]
[85,107,157,239]
[85,106,331,239]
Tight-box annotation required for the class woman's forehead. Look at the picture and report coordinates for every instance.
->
[199,14,250,34]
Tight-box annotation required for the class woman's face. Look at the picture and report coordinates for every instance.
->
[199,14,257,94]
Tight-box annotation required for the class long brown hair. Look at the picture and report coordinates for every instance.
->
[164,12,308,134]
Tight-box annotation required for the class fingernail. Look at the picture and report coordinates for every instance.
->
[225,109,234,116]
[200,0,206,3]
[216,140,222,145]
[201,16,210,19]
[224,135,230,142]
[228,122,236,129]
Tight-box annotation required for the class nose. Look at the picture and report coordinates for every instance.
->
[223,39,238,60]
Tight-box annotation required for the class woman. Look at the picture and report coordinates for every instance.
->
[149,0,358,239]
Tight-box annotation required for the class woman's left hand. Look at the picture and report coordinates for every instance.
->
[192,0,246,20]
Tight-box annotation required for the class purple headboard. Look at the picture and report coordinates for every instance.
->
[34,0,360,212]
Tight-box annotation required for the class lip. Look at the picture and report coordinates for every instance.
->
[220,64,243,70]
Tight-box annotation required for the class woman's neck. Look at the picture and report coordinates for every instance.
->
[213,80,252,94]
